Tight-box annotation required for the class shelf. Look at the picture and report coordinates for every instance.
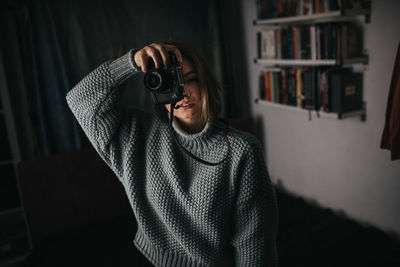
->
[255,56,368,66]
[255,58,336,66]
[254,9,371,25]
[255,99,366,121]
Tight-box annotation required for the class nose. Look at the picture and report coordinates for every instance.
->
[183,87,190,98]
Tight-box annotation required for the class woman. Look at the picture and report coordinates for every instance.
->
[66,41,278,267]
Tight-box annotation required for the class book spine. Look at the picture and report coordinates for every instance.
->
[265,71,271,101]
[304,0,313,15]
[281,69,288,104]
[262,29,276,59]
[341,24,348,60]
[273,72,278,103]
[316,25,320,59]
[277,0,284,17]
[270,71,275,102]
[320,0,325,12]
[321,70,326,111]
[337,25,341,62]
[296,68,303,107]
[291,25,297,59]
[301,68,307,109]
[298,26,303,59]
[310,25,317,60]
[331,72,341,113]
[257,32,262,59]
[282,27,288,59]
[259,71,266,100]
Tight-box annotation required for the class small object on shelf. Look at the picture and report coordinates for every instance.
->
[330,68,363,114]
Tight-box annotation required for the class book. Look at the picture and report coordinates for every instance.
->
[260,29,276,59]
[296,68,304,107]
[346,23,363,58]
[329,68,363,113]
[310,25,317,59]
[287,68,297,106]
[330,23,337,59]
[281,69,288,104]
[259,72,266,100]
[292,25,299,59]
[272,71,278,102]
[287,25,294,59]
[265,71,271,101]
[277,0,284,17]
[277,71,282,103]
[297,0,304,16]
[270,71,275,101]
[320,69,329,112]
[276,29,282,59]
[304,0,313,15]
[256,0,266,19]
[281,27,288,58]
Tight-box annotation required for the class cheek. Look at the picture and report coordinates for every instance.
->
[192,85,202,100]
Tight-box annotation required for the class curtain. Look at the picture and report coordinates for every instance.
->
[216,0,251,119]
[22,0,225,156]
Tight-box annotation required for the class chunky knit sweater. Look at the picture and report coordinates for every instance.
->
[66,50,278,267]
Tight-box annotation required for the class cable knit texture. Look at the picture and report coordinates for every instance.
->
[66,50,278,267]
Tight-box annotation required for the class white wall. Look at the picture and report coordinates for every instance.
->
[241,0,400,235]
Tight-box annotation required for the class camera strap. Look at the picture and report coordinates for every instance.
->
[169,97,230,166]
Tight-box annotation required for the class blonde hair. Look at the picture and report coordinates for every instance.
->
[152,41,222,123]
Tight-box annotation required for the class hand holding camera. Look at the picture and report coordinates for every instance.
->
[134,43,183,73]
[134,43,185,105]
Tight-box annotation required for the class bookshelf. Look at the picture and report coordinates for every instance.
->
[0,51,31,266]
[255,56,369,66]
[255,98,366,121]
[254,0,370,121]
[254,8,371,25]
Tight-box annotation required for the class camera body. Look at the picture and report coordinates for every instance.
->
[144,53,185,105]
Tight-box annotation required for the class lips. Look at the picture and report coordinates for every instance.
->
[181,103,193,107]
[177,102,194,109]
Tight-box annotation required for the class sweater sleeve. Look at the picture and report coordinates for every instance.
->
[66,49,152,179]
[231,137,279,267]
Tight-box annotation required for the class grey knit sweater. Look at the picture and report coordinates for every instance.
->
[66,50,278,267]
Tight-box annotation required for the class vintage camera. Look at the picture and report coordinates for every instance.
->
[144,53,185,105]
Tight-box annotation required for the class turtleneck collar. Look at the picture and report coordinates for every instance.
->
[171,117,225,154]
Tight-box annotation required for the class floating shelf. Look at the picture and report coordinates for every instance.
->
[254,56,369,66]
[254,9,371,25]
[255,98,366,121]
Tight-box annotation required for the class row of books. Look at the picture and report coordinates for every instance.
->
[256,0,371,20]
[258,67,362,113]
[257,22,363,60]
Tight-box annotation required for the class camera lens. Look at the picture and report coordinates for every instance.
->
[144,72,162,91]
